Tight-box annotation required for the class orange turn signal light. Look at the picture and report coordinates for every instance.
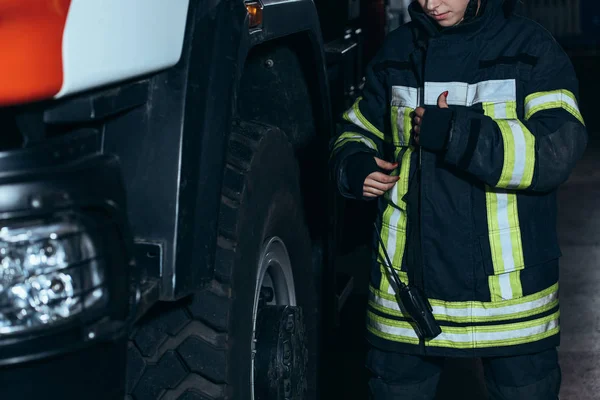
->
[245,2,263,28]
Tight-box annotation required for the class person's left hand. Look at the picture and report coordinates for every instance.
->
[412,91,449,145]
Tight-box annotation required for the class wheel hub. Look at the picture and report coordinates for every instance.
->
[254,305,307,400]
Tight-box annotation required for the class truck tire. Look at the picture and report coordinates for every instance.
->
[126,120,319,400]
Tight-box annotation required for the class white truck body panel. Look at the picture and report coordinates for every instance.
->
[56,0,190,99]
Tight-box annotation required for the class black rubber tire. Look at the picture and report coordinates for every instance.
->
[125,120,319,400]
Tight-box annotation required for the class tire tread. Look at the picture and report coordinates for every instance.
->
[127,120,301,399]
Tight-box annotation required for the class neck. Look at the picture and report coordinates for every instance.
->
[456,0,482,26]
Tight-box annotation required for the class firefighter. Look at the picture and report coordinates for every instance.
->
[330,0,588,398]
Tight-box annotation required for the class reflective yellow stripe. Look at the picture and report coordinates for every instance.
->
[331,132,377,156]
[377,155,403,292]
[370,282,558,323]
[485,188,525,300]
[391,85,420,147]
[483,102,495,119]
[496,121,516,188]
[384,147,413,210]
[391,105,399,144]
[402,108,412,146]
[378,147,413,293]
[343,97,385,140]
[379,266,409,294]
[482,101,517,120]
[390,105,414,146]
[525,89,585,125]
[481,107,528,301]
[489,274,501,303]
[377,148,413,286]
[377,204,395,292]
[510,270,523,298]
[519,120,536,189]
[504,101,518,119]
[379,264,390,293]
[495,120,536,190]
[489,270,524,302]
[367,310,560,348]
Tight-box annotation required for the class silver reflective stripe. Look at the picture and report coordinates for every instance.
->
[391,86,421,108]
[342,97,385,140]
[392,106,411,146]
[391,86,421,146]
[424,80,516,107]
[525,91,579,117]
[497,272,513,300]
[344,107,373,134]
[333,133,377,150]
[494,120,536,190]
[370,283,558,320]
[368,316,419,341]
[506,120,528,187]
[524,89,584,125]
[485,101,518,119]
[368,311,559,347]
[495,193,517,274]
[385,211,402,263]
[494,101,508,118]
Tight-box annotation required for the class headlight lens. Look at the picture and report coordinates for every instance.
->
[0,218,105,334]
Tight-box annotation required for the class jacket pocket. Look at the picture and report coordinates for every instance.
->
[479,230,528,301]
[479,228,526,276]
[478,228,562,301]
[478,224,563,277]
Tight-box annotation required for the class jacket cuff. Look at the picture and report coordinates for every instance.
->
[345,152,379,199]
[419,107,454,152]
[444,108,484,169]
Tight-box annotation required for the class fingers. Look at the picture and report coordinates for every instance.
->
[366,159,398,195]
[412,109,423,144]
[363,186,385,197]
[367,171,400,185]
[412,114,422,126]
[414,107,426,118]
[437,91,449,108]
[365,176,399,192]
[363,171,400,198]
[411,94,448,146]
[374,157,399,171]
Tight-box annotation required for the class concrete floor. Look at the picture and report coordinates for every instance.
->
[330,136,600,399]
[555,136,600,400]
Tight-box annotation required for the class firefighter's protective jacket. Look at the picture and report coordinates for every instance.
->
[331,0,587,356]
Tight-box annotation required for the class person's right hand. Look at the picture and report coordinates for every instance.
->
[363,158,400,198]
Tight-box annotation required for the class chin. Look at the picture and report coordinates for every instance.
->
[437,18,460,27]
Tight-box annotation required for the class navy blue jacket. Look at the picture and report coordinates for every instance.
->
[331,0,587,356]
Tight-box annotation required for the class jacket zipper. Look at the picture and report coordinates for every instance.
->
[409,42,428,293]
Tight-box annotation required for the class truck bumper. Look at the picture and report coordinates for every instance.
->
[1,335,127,400]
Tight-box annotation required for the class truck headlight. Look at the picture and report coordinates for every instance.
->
[0,217,105,335]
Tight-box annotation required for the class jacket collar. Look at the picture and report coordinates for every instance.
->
[408,0,511,41]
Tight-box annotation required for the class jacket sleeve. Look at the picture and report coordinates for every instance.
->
[443,36,588,192]
[330,56,389,199]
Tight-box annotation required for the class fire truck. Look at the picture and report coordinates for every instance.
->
[0,0,387,399]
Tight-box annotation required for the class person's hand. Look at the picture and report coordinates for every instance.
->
[412,91,449,145]
[363,158,400,198]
